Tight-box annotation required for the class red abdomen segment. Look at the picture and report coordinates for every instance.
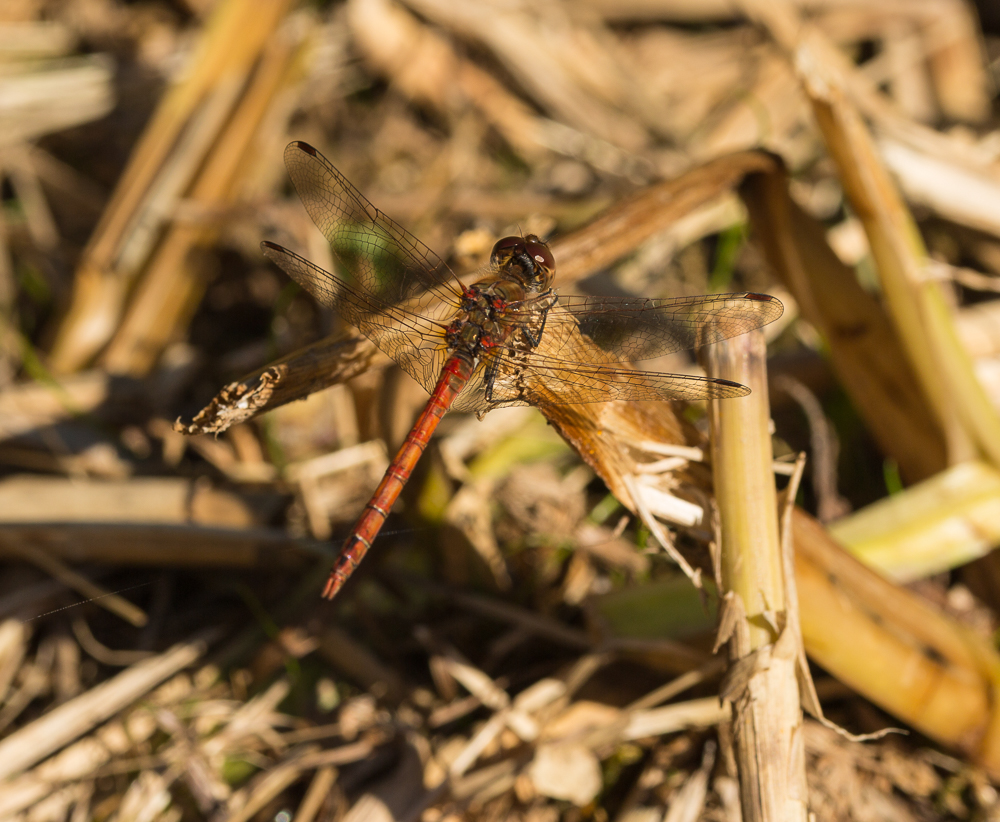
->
[322,354,476,599]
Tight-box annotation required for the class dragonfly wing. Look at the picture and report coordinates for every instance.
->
[451,363,501,414]
[485,351,750,405]
[282,141,463,309]
[262,242,450,394]
[448,352,539,414]
[547,292,783,361]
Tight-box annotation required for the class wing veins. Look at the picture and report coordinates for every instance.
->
[283,142,464,305]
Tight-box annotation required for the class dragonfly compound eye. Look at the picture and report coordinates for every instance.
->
[523,235,554,276]
[490,234,555,291]
[490,235,524,265]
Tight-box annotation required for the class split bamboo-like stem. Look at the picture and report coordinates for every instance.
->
[706,329,807,821]
[829,460,1000,582]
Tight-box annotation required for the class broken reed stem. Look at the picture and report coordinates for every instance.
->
[707,329,807,821]
[709,330,782,648]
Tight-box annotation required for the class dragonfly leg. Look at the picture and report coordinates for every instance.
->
[518,290,556,348]
[483,356,500,405]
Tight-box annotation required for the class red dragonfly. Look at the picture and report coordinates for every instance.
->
[262,142,783,599]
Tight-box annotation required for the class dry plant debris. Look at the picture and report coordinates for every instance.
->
[4,0,1000,819]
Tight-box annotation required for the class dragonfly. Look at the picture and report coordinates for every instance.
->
[262,142,783,599]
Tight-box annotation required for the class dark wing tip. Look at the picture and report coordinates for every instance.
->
[715,378,751,396]
[289,141,318,156]
[260,240,283,253]
[742,291,784,324]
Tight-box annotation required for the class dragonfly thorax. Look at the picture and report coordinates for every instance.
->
[442,235,555,361]
[445,279,526,359]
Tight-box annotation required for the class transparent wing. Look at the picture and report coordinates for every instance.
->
[451,364,496,413]
[261,242,452,394]
[539,292,783,361]
[457,292,781,410]
[282,141,464,310]
[483,351,750,407]
[268,143,783,412]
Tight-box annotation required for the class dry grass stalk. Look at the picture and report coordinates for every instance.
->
[741,162,947,481]
[0,371,131,442]
[49,0,299,374]
[804,63,993,464]
[0,636,210,781]
[878,138,1000,240]
[0,21,74,59]
[0,619,27,705]
[292,764,336,822]
[99,17,309,377]
[0,475,257,526]
[0,47,113,149]
[9,541,148,626]
[0,523,314,569]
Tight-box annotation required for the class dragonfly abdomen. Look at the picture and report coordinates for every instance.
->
[321,352,476,599]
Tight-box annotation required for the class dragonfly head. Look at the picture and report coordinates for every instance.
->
[490,234,555,293]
